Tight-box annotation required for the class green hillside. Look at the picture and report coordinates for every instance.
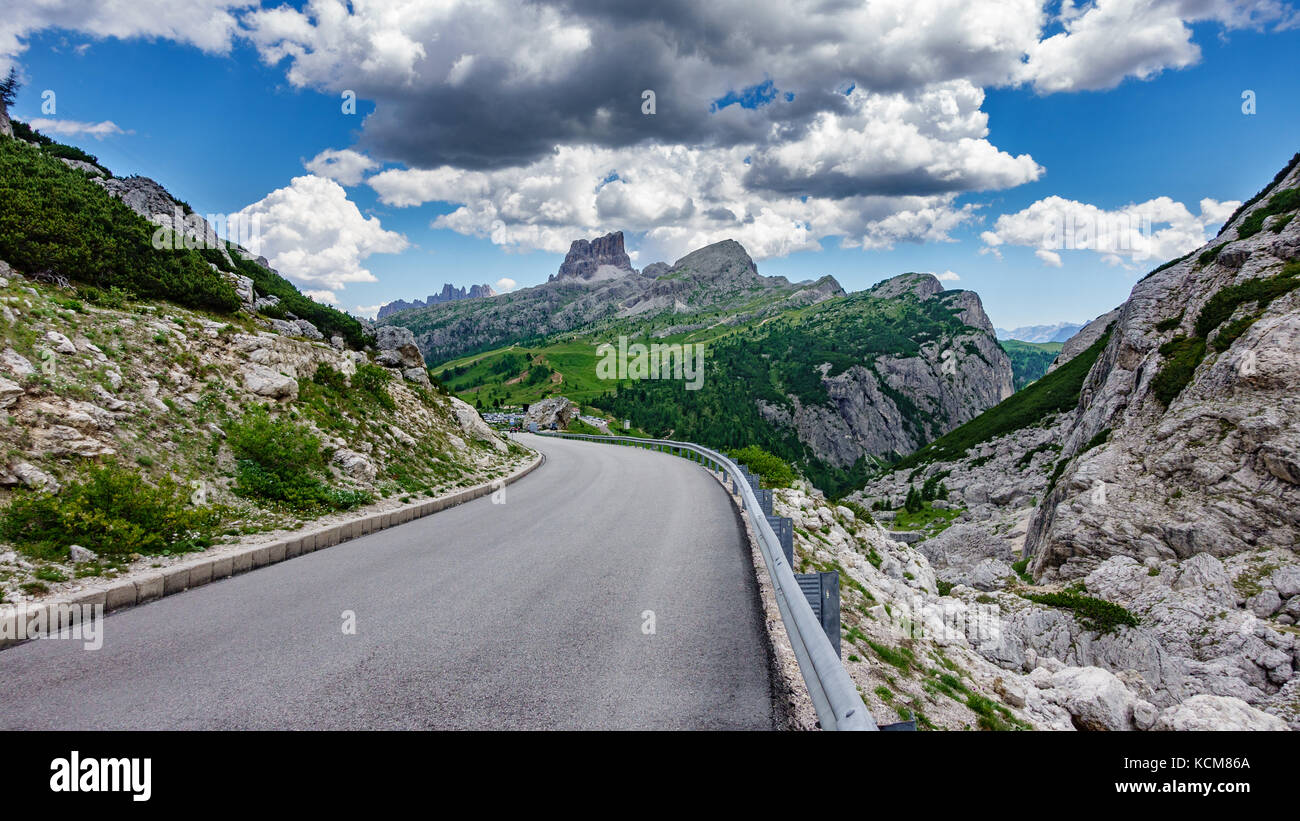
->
[1000,339,1063,390]
[892,328,1111,471]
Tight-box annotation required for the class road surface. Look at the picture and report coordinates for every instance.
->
[0,434,777,729]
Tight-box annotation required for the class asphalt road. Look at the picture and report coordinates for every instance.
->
[0,434,777,730]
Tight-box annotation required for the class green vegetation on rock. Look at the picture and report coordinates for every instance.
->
[0,135,240,313]
[1000,339,1063,390]
[894,327,1111,470]
[0,461,223,559]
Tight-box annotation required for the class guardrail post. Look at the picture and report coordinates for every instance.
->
[795,571,841,658]
[766,515,793,565]
[755,487,773,516]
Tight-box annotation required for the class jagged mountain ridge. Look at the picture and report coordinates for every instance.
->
[382,232,844,364]
[377,283,496,319]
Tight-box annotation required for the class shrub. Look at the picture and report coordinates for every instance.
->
[227,406,370,512]
[839,499,875,525]
[1235,187,1300,240]
[0,461,222,559]
[0,138,241,313]
[1026,590,1139,634]
[352,363,396,411]
[1151,336,1206,407]
[728,445,796,488]
[312,363,350,393]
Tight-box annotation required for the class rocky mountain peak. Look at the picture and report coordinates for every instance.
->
[869,272,945,301]
[668,238,758,281]
[550,230,635,282]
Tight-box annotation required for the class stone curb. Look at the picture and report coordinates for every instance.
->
[0,450,544,650]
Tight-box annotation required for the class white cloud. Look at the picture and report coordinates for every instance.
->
[27,117,129,139]
[494,277,517,292]
[982,194,1241,268]
[0,1,251,72]
[1020,0,1299,92]
[1036,249,1063,267]
[234,175,409,293]
[303,289,338,304]
[303,149,379,186]
[936,270,961,281]
[352,304,382,319]
[369,140,982,264]
[746,81,1043,197]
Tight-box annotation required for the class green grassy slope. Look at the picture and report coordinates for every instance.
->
[1000,339,1063,390]
[892,328,1112,471]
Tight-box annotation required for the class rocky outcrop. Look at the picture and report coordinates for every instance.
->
[1046,307,1120,374]
[450,396,509,452]
[550,231,635,283]
[762,274,1012,469]
[374,325,430,385]
[856,154,1300,728]
[1026,157,1300,583]
[376,283,496,319]
[524,396,579,430]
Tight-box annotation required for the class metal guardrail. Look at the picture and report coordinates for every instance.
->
[540,431,877,731]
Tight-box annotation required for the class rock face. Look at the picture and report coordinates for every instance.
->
[524,396,580,430]
[1046,307,1121,374]
[0,105,11,139]
[376,283,496,319]
[854,153,1300,728]
[1026,156,1300,583]
[374,325,430,385]
[758,273,1012,469]
[450,396,509,452]
[550,231,635,282]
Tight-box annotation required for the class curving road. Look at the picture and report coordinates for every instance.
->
[0,434,777,730]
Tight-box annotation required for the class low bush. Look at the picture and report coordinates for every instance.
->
[352,363,396,411]
[728,445,796,488]
[1026,590,1139,634]
[227,406,370,512]
[0,461,222,559]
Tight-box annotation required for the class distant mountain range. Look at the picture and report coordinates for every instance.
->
[386,232,1012,494]
[376,283,496,319]
[995,322,1083,343]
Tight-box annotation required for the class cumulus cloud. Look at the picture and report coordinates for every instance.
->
[369,143,976,262]
[937,270,961,281]
[494,277,517,292]
[0,0,251,71]
[1020,0,1299,92]
[745,81,1042,198]
[981,194,1241,268]
[302,289,338,304]
[303,149,380,186]
[352,304,382,319]
[234,175,409,293]
[27,117,129,139]
[4,0,1290,263]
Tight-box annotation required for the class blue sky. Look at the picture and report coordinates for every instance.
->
[4,2,1299,330]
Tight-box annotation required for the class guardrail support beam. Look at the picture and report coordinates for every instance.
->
[795,571,841,658]
[766,515,793,566]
